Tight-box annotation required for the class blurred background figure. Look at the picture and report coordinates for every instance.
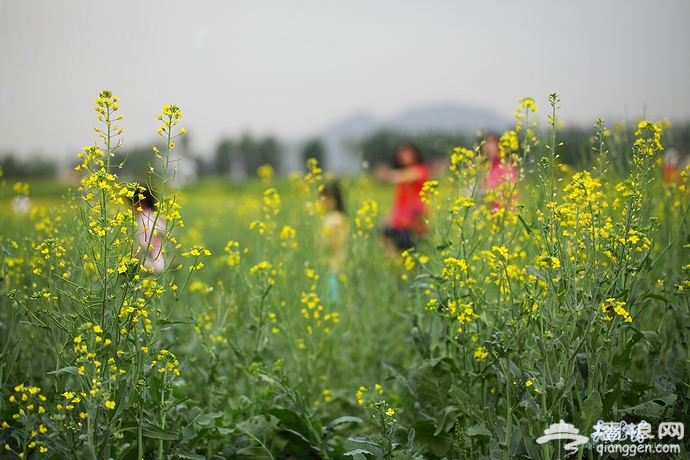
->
[131,187,165,275]
[318,180,348,302]
[375,143,430,251]
[11,195,31,215]
[482,133,518,211]
[11,182,31,215]
[663,147,682,184]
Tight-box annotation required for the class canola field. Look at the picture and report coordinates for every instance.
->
[0,92,688,459]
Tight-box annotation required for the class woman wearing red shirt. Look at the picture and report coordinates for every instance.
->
[375,144,430,250]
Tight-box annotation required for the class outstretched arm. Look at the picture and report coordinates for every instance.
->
[375,164,426,184]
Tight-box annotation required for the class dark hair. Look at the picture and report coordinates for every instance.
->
[392,143,424,169]
[132,186,156,210]
[320,180,345,214]
[480,131,502,143]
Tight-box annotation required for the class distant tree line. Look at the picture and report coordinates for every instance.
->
[4,122,690,179]
[199,134,281,178]
[550,121,690,171]
[0,155,57,178]
[198,134,324,177]
[356,122,690,172]
[358,131,471,167]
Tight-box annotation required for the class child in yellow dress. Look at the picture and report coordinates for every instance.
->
[318,181,348,302]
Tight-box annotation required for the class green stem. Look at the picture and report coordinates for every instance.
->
[138,402,144,460]
[159,370,167,459]
[504,354,512,460]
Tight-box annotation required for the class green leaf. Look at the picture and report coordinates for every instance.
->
[406,427,415,450]
[236,446,274,459]
[181,424,196,441]
[343,449,373,458]
[282,427,313,445]
[602,389,623,417]
[578,390,602,430]
[411,421,453,456]
[434,405,460,435]
[327,416,363,431]
[149,374,162,404]
[619,392,676,419]
[346,436,382,458]
[525,265,546,281]
[170,451,206,460]
[409,281,431,289]
[411,327,430,360]
[236,414,281,445]
[194,411,224,427]
[142,423,179,440]
[158,318,196,325]
[619,401,663,418]
[642,291,670,302]
[409,358,453,421]
[550,376,577,408]
[267,408,308,434]
[47,366,81,377]
[81,441,97,460]
[348,436,379,447]
[612,329,644,365]
[488,436,503,460]
[466,424,492,442]
[640,330,660,351]
[449,385,482,415]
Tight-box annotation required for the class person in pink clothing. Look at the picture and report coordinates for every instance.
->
[131,187,166,275]
[483,133,518,211]
[375,144,430,250]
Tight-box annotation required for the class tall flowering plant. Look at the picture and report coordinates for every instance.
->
[387,95,689,459]
[2,91,201,459]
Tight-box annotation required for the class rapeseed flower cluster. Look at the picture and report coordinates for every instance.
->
[150,349,181,376]
[400,250,429,272]
[355,383,385,407]
[224,240,242,266]
[181,245,212,271]
[279,225,297,248]
[449,146,476,179]
[304,158,323,185]
[299,290,340,334]
[420,180,439,205]
[262,188,281,219]
[13,182,30,196]
[257,164,275,183]
[354,200,378,239]
[195,313,229,344]
[473,346,489,362]
[600,298,632,322]
[3,384,49,456]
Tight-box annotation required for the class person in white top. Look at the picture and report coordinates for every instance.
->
[132,188,165,275]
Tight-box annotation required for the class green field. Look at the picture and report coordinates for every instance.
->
[0,95,688,459]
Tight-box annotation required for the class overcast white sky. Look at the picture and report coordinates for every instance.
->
[1,0,689,161]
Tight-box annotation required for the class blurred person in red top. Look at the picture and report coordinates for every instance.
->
[663,147,682,184]
[375,143,430,250]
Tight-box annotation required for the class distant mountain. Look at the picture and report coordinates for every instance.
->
[320,113,379,172]
[286,102,510,173]
[322,112,380,140]
[386,103,507,133]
